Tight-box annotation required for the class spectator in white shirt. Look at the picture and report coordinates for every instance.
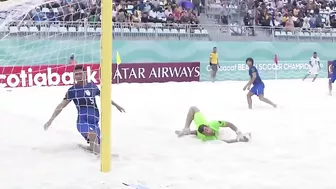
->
[302,16,310,29]
[149,9,157,21]
[165,7,173,17]
[156,9,166,22]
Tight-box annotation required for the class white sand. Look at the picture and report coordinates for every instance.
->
[0,79,335,189]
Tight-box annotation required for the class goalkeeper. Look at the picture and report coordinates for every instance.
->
[43,65,125,154]
[175,106,251,143]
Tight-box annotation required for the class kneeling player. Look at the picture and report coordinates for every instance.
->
[44,65,125,154]
[175,106,251,143]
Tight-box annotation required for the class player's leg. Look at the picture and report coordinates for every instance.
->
[246,91,254,109]
[247,86,256,109]
[329,77,335,95]
[312,68,318,82]
[184,106,200,128]
[302,72,310,81]
[254,85,277,108]
[211,64,218,82]
[176,106,202,137]
[77,123,100,154]
[312,74,318,82]
[87,125,100,154]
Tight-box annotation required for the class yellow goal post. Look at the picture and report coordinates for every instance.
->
[100,0,113,172]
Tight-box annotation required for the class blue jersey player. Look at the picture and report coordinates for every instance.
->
[44,65,125,154]
[243,57,277,109]
[328,60,336,95]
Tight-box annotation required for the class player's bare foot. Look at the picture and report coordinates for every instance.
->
[243,132,252,141]
[175,130,186,137]
[78,144,92,152]
[273,104,277,108]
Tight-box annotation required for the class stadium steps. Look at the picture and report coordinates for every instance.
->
[199,14,221,40]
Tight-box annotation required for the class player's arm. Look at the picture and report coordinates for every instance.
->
[112,100,125,112]
[209,54,212,64]
[219,121,245,143]
[244,71,257,89]
[318,60,321,69]
[309,60,313,67]
[189,130,197,135]
[44,93,71,130]
[219,121,242,136]
[48,99,71,122]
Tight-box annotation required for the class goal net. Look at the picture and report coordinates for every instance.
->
[0,0,105,88]
[0,0,114,176]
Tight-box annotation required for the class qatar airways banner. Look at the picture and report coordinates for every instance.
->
[0,62,200,88]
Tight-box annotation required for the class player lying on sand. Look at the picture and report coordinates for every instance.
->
[175,106,251,143]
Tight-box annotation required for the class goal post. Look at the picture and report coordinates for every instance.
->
[100,0,113,172]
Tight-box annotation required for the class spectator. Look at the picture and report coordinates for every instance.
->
[116,10,126,22]
[285,13,294,31]
[5,0,202,30]
[132,10,141,23]
[148,8,157,22]
[302,16,310,29]
[180,10,190,24]
[157,8,166,22]
[32,7,47,22]
[69,54,76,65]
[165,6,173,17]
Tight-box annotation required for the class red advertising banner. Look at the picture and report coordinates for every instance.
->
[0,62,200,88]
[328,61,333,78]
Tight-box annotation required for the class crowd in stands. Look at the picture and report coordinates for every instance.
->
[3,0,336,31]
[244,0,336,29]
[10,0,203,26]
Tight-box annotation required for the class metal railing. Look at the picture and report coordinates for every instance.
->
[2,21,336,42]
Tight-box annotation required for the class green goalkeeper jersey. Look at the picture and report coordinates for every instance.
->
[193,112,227,141]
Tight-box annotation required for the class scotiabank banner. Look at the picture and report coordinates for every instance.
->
[0,62,200,87]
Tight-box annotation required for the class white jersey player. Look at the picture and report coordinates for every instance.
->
[303,52,321,82]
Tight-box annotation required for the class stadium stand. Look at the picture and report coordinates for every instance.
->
[2,0,336,41]
[1,0,210,40]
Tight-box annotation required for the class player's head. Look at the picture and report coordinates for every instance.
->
[313,52,317,58]
[198,125,215,136]
[74,65,86,83]
[213,47,217,53]
[246,57,254,66]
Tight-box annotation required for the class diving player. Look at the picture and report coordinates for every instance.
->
[303,52,321,82]
[243,57,277,109]
[43,65,125,154]
[328,60,336,95]
[175,106,251,143]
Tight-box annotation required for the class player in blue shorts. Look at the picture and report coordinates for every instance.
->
[243,57,277,109]
[43,65,125,154]
[328,60,336,95]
